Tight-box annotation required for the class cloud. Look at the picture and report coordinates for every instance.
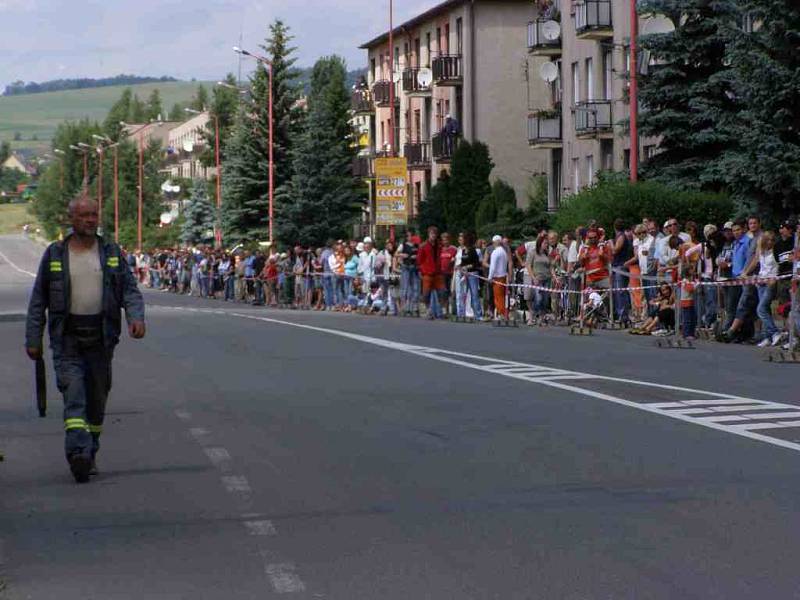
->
[0,0,446,87]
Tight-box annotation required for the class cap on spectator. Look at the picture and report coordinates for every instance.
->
[780,219,797,230]
[363,236,373,244]
[492,234,502,243]
[280,252,287,258]
[356,242,365,252]
[703,224,718,238]
[723,221,734,230]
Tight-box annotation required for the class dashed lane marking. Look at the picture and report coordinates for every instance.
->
[221,475,252,494]
[244,520,277,536]
[263,561,306,594]
[154,305,800,455]
[174,409,192,421]
[204,447,233,472]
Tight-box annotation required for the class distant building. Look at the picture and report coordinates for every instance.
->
[123,118,216,181]
[2,153,30,174]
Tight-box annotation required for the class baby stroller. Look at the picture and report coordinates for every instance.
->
[580,286,611,329]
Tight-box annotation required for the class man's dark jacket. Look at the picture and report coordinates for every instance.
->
[25,233,145,352]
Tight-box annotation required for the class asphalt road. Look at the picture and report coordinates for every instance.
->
[1,234,799,599]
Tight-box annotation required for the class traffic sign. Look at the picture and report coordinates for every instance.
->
[374,157,408,226]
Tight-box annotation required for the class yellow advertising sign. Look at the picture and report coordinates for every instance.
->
[374,157,408,226]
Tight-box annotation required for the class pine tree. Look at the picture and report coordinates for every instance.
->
[221,19,302,244]
[716,0,800,217]
[442,140,494,234]
[130,94,146,123]
[417,172,450,233]
[181,179,216,245]
[637,0,737,190]
[168,102,185,122]
[104,88,133,138]
[199,73,239,166]
[276,56,362,245]
[192,84,209,111]
[146,89,163,121]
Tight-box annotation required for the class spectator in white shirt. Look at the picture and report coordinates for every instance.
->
[488,235,509,319]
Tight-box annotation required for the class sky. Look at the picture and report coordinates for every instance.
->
[0,0,436,89]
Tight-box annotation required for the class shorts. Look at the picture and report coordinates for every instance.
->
[421,274,446,297]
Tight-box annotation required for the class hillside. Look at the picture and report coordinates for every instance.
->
[0,81,216,152]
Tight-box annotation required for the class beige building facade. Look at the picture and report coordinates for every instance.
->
[358,0,549,221]
[527,0,657,209]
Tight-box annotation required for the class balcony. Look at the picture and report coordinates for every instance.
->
[402,68,432,96]
[351,89,373,114]
[432,133,459,163]
[574,100,613,137]
[432,55,463,86]
[372,80,398,107]
[527,111,562,148]
[352,155,373,178]
[527,19,561,57]
[575,0,612,40]
[404,142,431,169]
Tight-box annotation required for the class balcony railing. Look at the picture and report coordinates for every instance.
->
[432,55,463,86]
[432,132,459,162]
[574,100,613,135]
[575,0,612,38]
[404,142,431,169]
[352,155,373,178]
[372,80,397,107]
[527,19,561,55]
[527,111,562,146]
[402,68,432,94]
[351,89,373,114]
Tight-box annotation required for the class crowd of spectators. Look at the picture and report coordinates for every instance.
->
[126,216,800,351]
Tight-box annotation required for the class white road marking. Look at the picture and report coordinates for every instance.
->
[264,562,306,594]
[0,248,36,278]
[204,447,233,471]
[189,427,210,439]
[221,475,251,493]
[154,306,800,456]
[174,409,192,421]
[244,520,277,536]
[732,420,800,431]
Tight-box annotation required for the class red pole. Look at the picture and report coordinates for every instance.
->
[137,131,143,251]
[388,0,396,243]
[97,147,103,227]
[215,114,222,247]
[268,65,274,244]
[629,0,639,182]
[113,145,119,243]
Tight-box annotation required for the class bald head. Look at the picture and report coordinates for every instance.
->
[68,193,99,238]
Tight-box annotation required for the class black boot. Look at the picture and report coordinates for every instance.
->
[68,453,91,483]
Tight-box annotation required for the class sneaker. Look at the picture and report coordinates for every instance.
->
[772,332,788,347]
[757,338,772,348]
[652,329,668,336]
[68,454,91,484]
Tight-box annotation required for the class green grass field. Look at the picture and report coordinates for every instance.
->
[0,81,216,151]
[0,202,38,235]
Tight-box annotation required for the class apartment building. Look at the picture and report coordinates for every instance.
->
[527,0,657,209]
[357,0,549,222]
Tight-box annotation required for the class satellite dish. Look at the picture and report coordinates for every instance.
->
[539,61,559,83]
[642,15,675,35]
[183,140,194,153]
[542,20,561,41]
[161,180,173,192]
[160,212,173,225]
[417,67,433,88]
[170,185,181,194]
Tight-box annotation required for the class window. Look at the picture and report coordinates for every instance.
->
[444,23,450,54]
[602,49,612,100]
[456,18,463,54]
[403,42,409,68]
[426,33,431,66]
[572,157,580,194]
[380,121,385,149]
[585,57,594,101]
[586,155,594,185]
[601,139,613,170]
[572,62,580,104]
[644,144,658,160]
[623,149,631,171]
[394,46,400,71]
[413,109,421,142]
[436,27,441,55]
[414,38,421,68]
[371,58,376,82]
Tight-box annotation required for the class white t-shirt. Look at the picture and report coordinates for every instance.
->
[634,234,654,273]
[68,241,103,315]
[759,251,778,278]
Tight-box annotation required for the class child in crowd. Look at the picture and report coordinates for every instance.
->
[680,268,698,339]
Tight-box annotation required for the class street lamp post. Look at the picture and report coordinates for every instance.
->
[92,135,112,228]
[70,144,89,182]
[53,148,65,192]
[233,46,274,244]
[121,121,149,251]
[186,107,222,247]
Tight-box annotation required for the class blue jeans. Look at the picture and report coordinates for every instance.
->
[334,276,346,306]
[401,266,420,312]
[224,275,234,300]
[199,273,209,297]
[533,277,551,316]
[612,270,630,321]
[457,273,483,318]
[699,282,717,327]
[322,273,334,308]
[757,284,778,339]
[681,305,697,338]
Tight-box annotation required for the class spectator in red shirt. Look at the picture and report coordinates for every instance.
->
[439,232,457,316]
[417,226,446,319]
[579,228,611,289]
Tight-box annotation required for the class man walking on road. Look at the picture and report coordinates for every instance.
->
[25,192,145,483]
